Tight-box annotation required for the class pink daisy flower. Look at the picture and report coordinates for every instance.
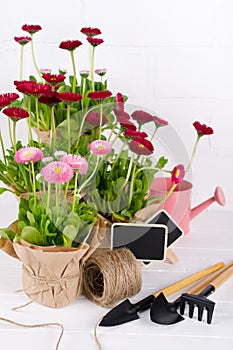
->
[95,68,107,76]
[40,161,74,184]
[171,164,185,184]
[14,147,43,164]
[61,154,88,174]
[79,70,90,78]
[90,140,112,155]
[14,36,32,45]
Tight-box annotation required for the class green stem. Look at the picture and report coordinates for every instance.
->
[90,46,95,91]
[72,171,79,212]
[8,119,14,148]
[77,156,99,195]
[157,183,177,204]
[30,161,37,206]
[127,162,137,208]
[30,34,41,80]
[110,129,122,147]
[12,121,17,152]
[70,51,77,93]
[20,45,24,81]
[50,106,56,149]
[46,183,51,213]
[56,183,59,218]
[186,135,201,173]
[63,181,69,207]
[135,166,171,178]
[81,78,86,110]
[150,126,158,143]
[119,154,134,191]
[76,105,99,148]
[99,104,103,139]
[110,141,126,173]
[35,98,41,147]
[27,97,33,144]
[67,104,71,152]
[0,131,6,165]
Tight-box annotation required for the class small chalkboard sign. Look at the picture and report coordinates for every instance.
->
[111,223,168,262]
[146,209,183,247]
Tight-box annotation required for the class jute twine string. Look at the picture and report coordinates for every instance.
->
[0,318,64,350]
[82,248,142,307]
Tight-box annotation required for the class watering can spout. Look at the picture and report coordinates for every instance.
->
[190,187,226,220]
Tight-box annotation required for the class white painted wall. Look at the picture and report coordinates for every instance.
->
[0,0,232,226]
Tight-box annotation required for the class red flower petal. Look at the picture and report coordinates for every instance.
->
[57,92,82,102]
[81,27,101,37]
[42,73,66,85]
[21,24,42,34]
[88,90,112,100]
[86,112,108,126]
[171,164,185,184]
[16,81,51,95]
[129,138,154,155]
[124,130,148,138]
[3,107,29,119]
[193,121,214,136]
[2,93,19,103]
[87,37,104,47]
[0,96,10,109]
[38,92,60,105]
[59,40,82,51]
[14,36,32,45]
[131,110,153,123]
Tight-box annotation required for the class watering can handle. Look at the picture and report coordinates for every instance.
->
[153,261,224,297]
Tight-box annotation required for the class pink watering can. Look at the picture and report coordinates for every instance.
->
[149,178,226,234]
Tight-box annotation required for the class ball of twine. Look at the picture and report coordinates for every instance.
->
[82,248,142,307]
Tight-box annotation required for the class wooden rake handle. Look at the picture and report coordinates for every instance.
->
[186,261,233,294]
[153,261,224,298]
[211,265,233,289]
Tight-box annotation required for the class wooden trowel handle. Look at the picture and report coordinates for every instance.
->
[210,265,233,290]
[186,261,233,294]
[153,261,224,298]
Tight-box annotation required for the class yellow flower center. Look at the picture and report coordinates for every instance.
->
[175,169,180,178]
[97,145,105,150]
[139,144,144,149]
[54,167,63,173]
[25,151,33,157]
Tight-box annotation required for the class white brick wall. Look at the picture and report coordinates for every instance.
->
[0,0,233,226]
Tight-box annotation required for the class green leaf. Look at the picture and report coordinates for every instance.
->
[63,225,78,247]
[155,156,168,169]
[20,226,43,245]
[26,211,35,226]
[0,187,14,195]
[0,229,16,241]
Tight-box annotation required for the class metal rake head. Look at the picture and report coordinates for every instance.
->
[180,292,216,324]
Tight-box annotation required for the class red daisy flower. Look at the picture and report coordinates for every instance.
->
[2,93,19,103]
[80,27,101,37]
[42,73,66,85]
[59,40,82,51]
[124,130,148,138]
[131,110,153,123]
[129,137,154,155]
[3,107,29,120]
[16,81,51,95]
[88,90,112,100]
[118,115,136,130]
[86,112,108,126]
[57,92,82,102]
[171,164,185,184]
[14,36,32,45]
[14,80,30,87]
[0,96,10,109]
[115,92,125,112]
[153,115,169,128]
[21,24,42,34]
[193,121,214,136]
[87,37,104,47]
[38,91,60,105]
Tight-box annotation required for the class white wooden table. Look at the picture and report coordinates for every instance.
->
[0,210,233,350]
